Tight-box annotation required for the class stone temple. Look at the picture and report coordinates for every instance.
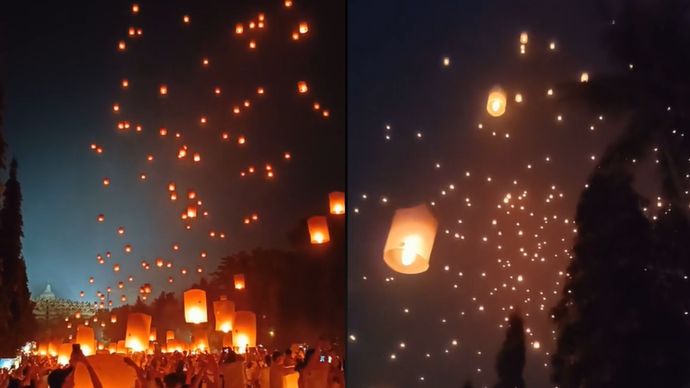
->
[32,284,96,322]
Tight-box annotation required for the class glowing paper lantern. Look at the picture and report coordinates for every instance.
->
[125,313,151,352]
[383,204,438,274]
[580,72,589,83]
[116,340,126,354]
[192,328,209,351]
[74,354,136,388]
[233,311,256,352]
[57,343,72,365]
[307,216,330,244]
[184,289,208,324]
[186,205,198,218]
[297,81,308,94]
[166,330,175,341]
[486,87,507,117]
[149,328,157,342]
[328,192,345,214]
[222,332,233,348]
[519,31,529,44]
[76,325,96,356]
[234,274,246,290]
[283,372,300,388]
[213,296,236,333]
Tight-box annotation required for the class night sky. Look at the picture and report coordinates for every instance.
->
[2,0,344,303]
[347,0,649,387]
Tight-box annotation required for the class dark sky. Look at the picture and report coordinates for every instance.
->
[347,0,644,387]
[2,0,344,304]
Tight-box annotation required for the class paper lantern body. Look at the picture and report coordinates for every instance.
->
[283,372,300,388]
[149,327,157,342]
[222,332,233,348]
[383,204,438,274]
[184,289,208,324]
[192,328,209,351]
[328,191,345,214]
[166,330,175,341]
[107,343,116,354]
[486,87,507,117]
[214,298,236,333]
[116,340,126,354]
[233,311,257,352]
[37,342,48,355]
[125,313,152,352]
[307,216,330,244]
[233,274,246,290]
[74,354,136,388]
[76,325,96,356]
[57,343,72,365]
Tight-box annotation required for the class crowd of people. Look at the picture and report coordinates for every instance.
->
[0,340,344,388]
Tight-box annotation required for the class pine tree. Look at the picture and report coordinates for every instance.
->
[494,312,525,388]
[550,170,688,387]
[0,85,8,355]
[0,159,36,356]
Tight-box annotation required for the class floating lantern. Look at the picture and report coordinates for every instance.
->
[299,22,309,34]
[192,328,209,351]
[116,340,126,354]
[515,93,523,103]
[233,274,246,290]
[166,331,175,341]
[149,328,157,342]
[57,343,72,365]
[214,296,236,333]
[580,72,589,83]
[97,214,105,222]
[183,15,190,23]
[329,192,345,214]
[184,289,208,324]
[486,87,507,117]
[284,373,299,388]
[110,314,117,324]
[383,204,438,274]
[520,31,529,44]
[159,85,168,95]
[108,343,116,354]
[76,325,95,356]
[235,24,244,35]
[307,216,330,244]
[186,205,198,218]
[222,332,233,348]
[297,81,308,94]
[125,313,151,352]
[233,311,256,352]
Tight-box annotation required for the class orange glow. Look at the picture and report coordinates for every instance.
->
[121,79,129,88]
[183,15,190,24]
[329,191,345,214]
[297,81,308,94]
[235,24,244,35]
[118,41,126,51]
[234,274,246,290]
[299,22,309,34]
[307,216,330,244]
[159,85,168,95]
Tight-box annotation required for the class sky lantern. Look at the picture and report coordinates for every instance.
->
[486,87,507,117]
[116,340,126,354]
[307,216,330,244]
[213,296,236,333]
[121,79,129,88]
[233,311,256,353]
[234,274,246,290]
[192,328,209,351]
[159,85,168,95]
[235,23,244,35]
[520,31,529,44]
[183,15,190,24]
[75,325,95,356]
[580,72,589,82]
[149,328,157,342]
[110,314,117,324]
[297,81,308,94]
[166,330,175,342]
[299,22,309,34]
[329,191,345,214]
[184,289,208,324]
[97,214,105,222]
[383,204,438,274]
[131,4,139,14]
[125,313,151,352]
[186,205,198,218]
[57,343,72,365]
[118,41,126,51]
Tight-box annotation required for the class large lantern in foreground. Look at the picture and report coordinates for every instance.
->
[76,325,95,356]
[486,86,507,117]
[233,311,256,352]
[307,216,330,244]
[383,204,438,274]
[125,313,152,352]
[213,296,236,333]
[58,343,72,365]
[184,289,208,324]
[328,191,345,214]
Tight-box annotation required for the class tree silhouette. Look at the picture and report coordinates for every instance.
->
[494,312,525,388]
[0,159,36,356]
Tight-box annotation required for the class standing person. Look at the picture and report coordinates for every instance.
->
[220,350,244,388]
[47,346,103,388]
[259,355,270,388]
[269,352,289,388]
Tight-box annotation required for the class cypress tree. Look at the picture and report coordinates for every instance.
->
[0,158,36,356]
[495,312,525,388]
